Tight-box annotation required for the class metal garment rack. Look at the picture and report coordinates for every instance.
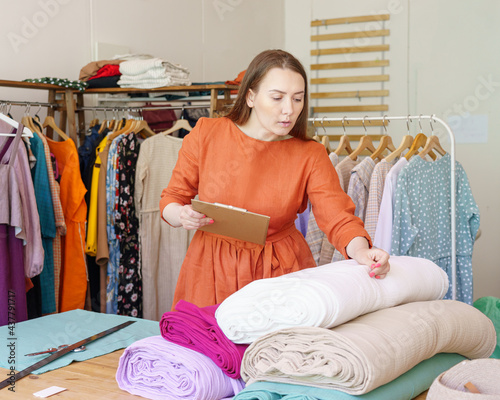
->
[308,115,457,300]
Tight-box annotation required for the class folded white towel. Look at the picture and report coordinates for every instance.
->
[241,300,497,395]
[215,256,449,344]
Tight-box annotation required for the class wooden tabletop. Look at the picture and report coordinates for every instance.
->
[0,349,428,399]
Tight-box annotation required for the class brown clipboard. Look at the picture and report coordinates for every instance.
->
[191,199,270,245]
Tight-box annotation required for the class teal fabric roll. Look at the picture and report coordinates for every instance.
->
[474,296,500,359]
[235,353,466,400]
[0,309,160,374]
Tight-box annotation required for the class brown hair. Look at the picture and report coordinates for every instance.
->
[225,49,310,140]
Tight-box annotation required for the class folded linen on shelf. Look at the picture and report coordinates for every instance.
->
[234,353,467,400]
[240,300,497,395]
[159,300,248,379]
[117,57,191,88]
[215,255,449,344]
[116,335,245,400]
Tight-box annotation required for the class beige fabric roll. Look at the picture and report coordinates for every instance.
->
[241,300,497,395]
[427,359,500,399]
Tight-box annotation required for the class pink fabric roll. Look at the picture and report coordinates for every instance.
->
[160,300,248,378]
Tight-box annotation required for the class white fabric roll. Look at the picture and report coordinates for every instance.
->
[215,256,449,344]
[241,300,497,395]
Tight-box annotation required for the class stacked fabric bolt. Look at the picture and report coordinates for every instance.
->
[116,300,246,399]
[239,300,496,395]
[159,300,248,379]
[215,256,449,344]
[117,57,191,89]
[116,335,244,400]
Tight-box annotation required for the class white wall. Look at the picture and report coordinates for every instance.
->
[285,0,500,300]
[0,0,284,121]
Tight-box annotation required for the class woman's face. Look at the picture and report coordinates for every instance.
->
[245,67,305,141]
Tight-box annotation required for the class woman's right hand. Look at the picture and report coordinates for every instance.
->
[178,204,214,230]
[163,202,214,229]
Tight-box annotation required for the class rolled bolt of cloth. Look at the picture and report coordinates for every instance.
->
[215,256,449,344]
[116,335,245,400]
[427,358,500,399]
[159,300,248,379]
[240,300,497,395]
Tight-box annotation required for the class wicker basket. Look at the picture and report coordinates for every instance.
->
[427,358,500,399]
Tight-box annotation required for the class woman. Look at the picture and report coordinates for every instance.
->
[161,49,390,309]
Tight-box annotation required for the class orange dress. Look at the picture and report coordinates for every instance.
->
[160,117,370,308]
[46,138,88,312]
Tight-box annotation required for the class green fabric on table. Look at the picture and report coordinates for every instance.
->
[0,309,159,374]
[474,296,500,359]
[234,353,467,400]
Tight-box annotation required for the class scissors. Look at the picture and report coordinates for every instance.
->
[24,345,86,357]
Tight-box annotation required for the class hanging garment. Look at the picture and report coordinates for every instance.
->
[115,133,142,317]
[346,157,376,221]
[391,154,480,304]
[135,134,195,319]
[106,133,124,314]
[35,131,66,313]
[0,121,44,279]
[160,117,367,309]
[373,157,408,252]
[305,152,343,265]
[240,300,496,395]
[364,159,396,242]
[46,137,87,312]
[0,124,30,326]
[29,133,56,314]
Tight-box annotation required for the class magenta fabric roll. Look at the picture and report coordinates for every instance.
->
[160,300,248,378]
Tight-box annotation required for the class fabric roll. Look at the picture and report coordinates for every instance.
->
[160,300,248,378]
[116,335,245,400]
[427,359,500,399]
[241,300,497,395]
[234,353,466,400]
[215,256,449,344]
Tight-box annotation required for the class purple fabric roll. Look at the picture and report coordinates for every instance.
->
[116,335,244,400]
[160,300,248,379]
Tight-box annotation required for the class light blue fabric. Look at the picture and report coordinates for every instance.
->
[0,309,159,374]
[234,353,466,400]
[391,154,480,304]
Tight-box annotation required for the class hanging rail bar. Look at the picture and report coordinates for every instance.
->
[0,100,60,108]
[308,114,456,300]
[77,104,209,112]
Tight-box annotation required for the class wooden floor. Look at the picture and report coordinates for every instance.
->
[0,349,428,399]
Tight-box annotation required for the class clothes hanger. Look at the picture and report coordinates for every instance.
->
[319,117,332,154]
[134,118,156,138]
[107,117,137,142]
[311,117,321,142]
[159,111,193,136]
[0,102,33,137]
[98,109,109,134]
[405,115,437,160]
[334,117,353,156]
[418,117,446,159]
[43,115,70,141]
[349,116,376,160]
[370,115,396,161]
[384,115,414,162]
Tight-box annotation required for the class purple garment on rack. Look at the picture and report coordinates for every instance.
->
[0,125,28,326]
[116,335,245,400]
[160,300,248,379]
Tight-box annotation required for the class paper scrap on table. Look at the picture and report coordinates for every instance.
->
[34,386,67,398]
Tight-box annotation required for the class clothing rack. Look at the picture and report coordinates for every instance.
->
[77,104,209,112]
[308,114,457,300]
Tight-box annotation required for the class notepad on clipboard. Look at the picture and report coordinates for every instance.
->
[191,199,270,245]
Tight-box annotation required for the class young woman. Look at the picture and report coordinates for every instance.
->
[161,49,390,308]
